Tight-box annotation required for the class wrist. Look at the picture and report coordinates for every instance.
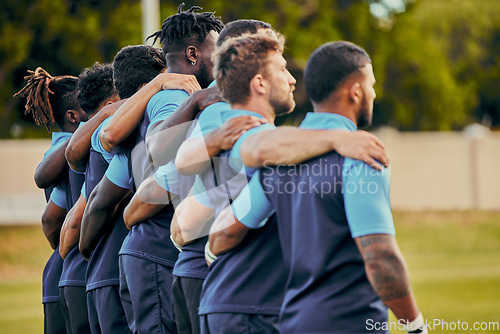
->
[404,312,427,334]
[204,241,217,265]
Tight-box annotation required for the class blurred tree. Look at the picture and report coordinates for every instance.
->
[3,0,500,137]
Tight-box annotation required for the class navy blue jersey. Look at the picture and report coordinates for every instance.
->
[198,111,287,316]
[59,169,87,288]
[41,132,71,304]
[84,146,130,292]
[119,89,189,268]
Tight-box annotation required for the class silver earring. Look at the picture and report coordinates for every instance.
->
[191,61,196,66]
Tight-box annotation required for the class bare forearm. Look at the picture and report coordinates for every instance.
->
[123,199,165,229]
[35,141,69,188]
[209,207,248,255]
[175,136,220,175]
[79,206,115,260]
[66,108,116,171]
[241,127,336,167]
[356,235,420,322]
[60,225,80,259]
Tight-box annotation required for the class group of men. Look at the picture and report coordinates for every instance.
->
[23,4,427,334]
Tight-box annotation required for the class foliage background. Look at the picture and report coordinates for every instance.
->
[2,0,500,138]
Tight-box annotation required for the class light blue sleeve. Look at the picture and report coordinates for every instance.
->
[197,102,230,136]
[229,123,276,170]
[42,132,72,161]
[105,154,130,190]
[231,170,275,229]
[343,158,395,238]
[191,175,212,208]
[153,161,178,193]
[90,116,115,163]
[146,89,189,130]
[50,186,67,210]
[81,182,86,200]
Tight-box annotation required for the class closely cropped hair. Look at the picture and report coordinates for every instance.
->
[213,32,284,105]
[13,67,79,131]
[77,63,116,116]
[216,19,272,47]
[304,41,371,104]
[113,45,166,99]
[148,3,224,54]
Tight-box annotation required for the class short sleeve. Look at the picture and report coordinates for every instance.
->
[191,175,212,208]
[154,161,178,193]
[80,182,86,200]
[91,116,115,163]
[105,154,130,190]
[146,89,189,130]
[343,158,395,238]
[229,123,276,170]
[50,186,67,210]
[231,171,275,229]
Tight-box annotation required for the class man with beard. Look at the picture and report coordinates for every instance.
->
[209,41,427,334]
[193,32,295,333]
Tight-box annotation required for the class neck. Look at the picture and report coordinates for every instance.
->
[166,54,190,75]
[232,98,275,123]
[313,102,357,127]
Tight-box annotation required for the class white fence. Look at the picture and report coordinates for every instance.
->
[0,128,499,224]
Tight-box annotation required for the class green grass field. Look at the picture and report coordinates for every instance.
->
[0,211,499,333]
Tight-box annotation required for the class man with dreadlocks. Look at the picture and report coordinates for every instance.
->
[86,4,223,334]
[55,62,119,334]
[14,67,88,334]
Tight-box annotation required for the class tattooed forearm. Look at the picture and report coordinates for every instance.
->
[355,234,411,302]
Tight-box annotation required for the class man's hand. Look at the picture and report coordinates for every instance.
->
[333,130,389,170]
[206,115,268,152]
[195,85,225,111]
[157,73,201,95]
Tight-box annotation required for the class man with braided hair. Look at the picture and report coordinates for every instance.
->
[14,67,87,334]
[56,62,119,334]
[87,4,223,334]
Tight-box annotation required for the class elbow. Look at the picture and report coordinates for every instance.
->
[34,172,50,189]
[101,127,120,150]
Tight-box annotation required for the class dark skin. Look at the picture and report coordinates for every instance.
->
[41,200,67,250]
[79,177,130,261]
[34,109,86,188]
[65,100,126,172]
[355,234,420,322]
[146,85,225,168]
[59,194,86,259]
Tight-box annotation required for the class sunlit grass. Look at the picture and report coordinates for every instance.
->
[0,211,499,333]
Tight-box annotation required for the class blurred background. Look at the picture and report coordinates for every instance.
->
[0,0,499,333]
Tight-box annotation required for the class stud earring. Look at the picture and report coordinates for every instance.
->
[191,61,196,66]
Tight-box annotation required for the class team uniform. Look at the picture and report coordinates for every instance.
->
[232,112,395,333]
[153,94,228,334]
[196,110,287,334]
[85,117,130,334]
[41,132,72,334]
[117,89,189,334]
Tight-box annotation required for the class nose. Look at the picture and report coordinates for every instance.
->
[288,71,296,85]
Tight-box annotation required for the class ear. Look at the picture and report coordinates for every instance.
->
[348,82,362,105]
[249,74,267,96]
[66,109,80,124]
[186,46,198,64]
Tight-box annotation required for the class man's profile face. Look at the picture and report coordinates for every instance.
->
[198,30,220,87]
[357,63,376,128]
[265,51,296,116]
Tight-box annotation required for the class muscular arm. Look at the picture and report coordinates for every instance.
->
[65,101,125,171]
[355,234,420,323]
[100,73,200,153]
[240,127,389,171]
[123,175,171,230]
[79,177,130,260]
[35,141,69,188]
[146,85,224,168]
[175,115,266,175]
[208,205,249,256]
[170,194,214,246]
[41,200,67,249]
[59,194,86,259]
